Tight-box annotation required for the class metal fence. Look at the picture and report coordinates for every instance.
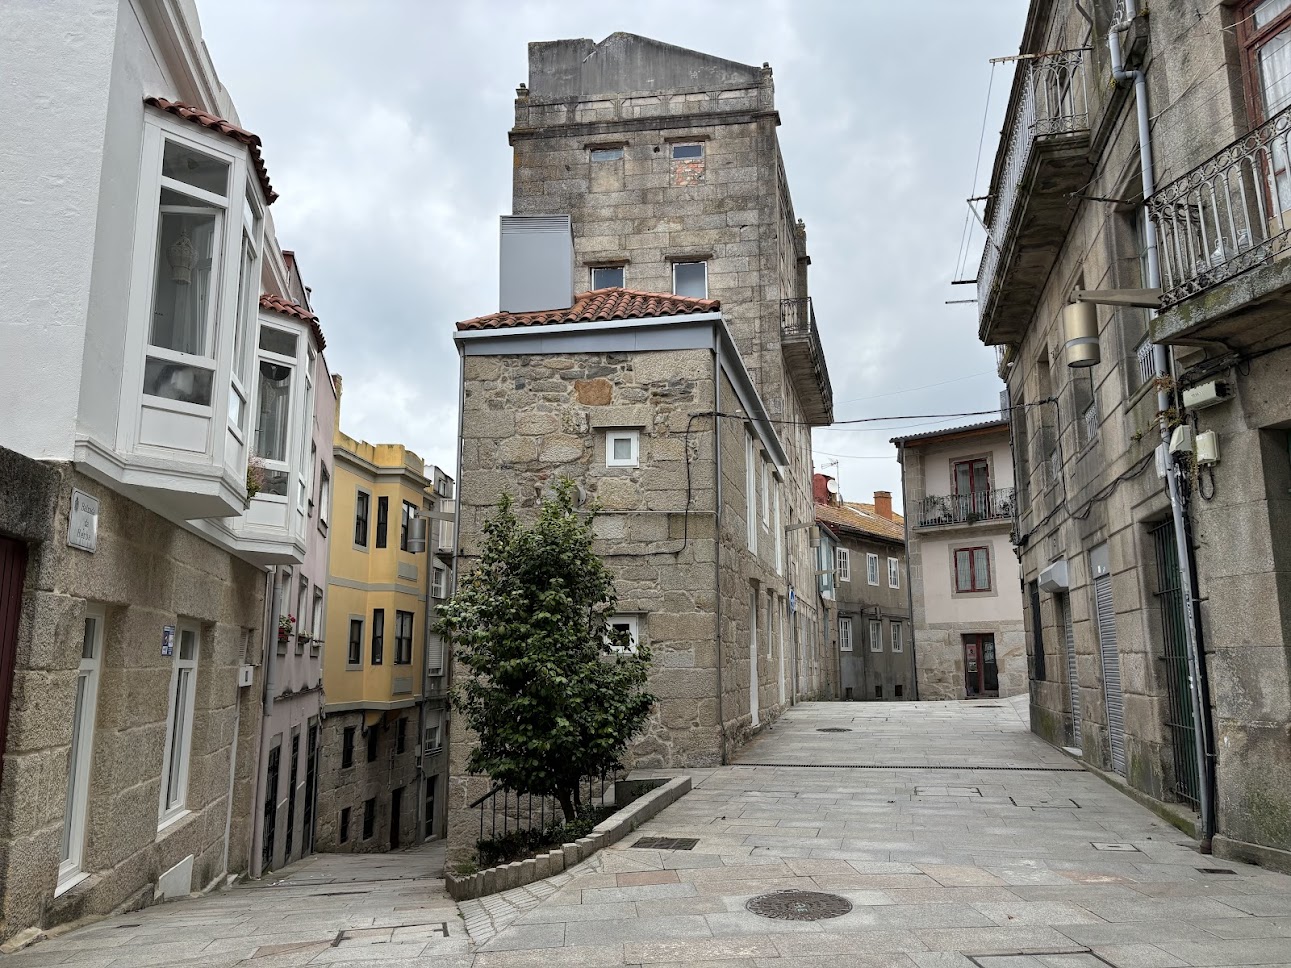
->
[1147,101,1291,308]
[1149,520,1200,810]
[915,488,1015,528]
[469,768,620,846]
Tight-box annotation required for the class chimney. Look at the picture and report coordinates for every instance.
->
[813,473,831,504]
[874,490,893,520]
[499,215,574,313]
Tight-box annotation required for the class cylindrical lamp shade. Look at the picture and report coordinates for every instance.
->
[1062,301,1101,368]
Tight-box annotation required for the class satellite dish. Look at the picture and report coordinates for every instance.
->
[826,478,839,495]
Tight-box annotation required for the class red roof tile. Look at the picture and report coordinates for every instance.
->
[145,97,277,204]
[456,288,720,331]
[259,293,326,351]
[816,501,905,545]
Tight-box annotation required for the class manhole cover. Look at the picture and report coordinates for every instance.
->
[632,837,698,850]
[1197,867,1238,875]
[816,727,852,733]
[746,890,852,921]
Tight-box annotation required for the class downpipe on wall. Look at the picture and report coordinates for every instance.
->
[1110,13,1215,847]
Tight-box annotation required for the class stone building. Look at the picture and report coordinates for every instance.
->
[814,476,913,702]
[313,414,454,855]
[0,0,325,941]
[444,38,833,863]
[892,421,1025,701]
[978,0,1291,870]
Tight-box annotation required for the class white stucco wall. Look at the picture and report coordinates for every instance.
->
[921,437,1015,497]
[921,530,1023,626]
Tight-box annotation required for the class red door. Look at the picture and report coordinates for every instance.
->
[963,633,999,698]
[0,537,29,787]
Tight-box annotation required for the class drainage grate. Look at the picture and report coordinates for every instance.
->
[746,890,852,921]
[736,763,1086,772]
[1091,842,1141,852]
[1197,867,1238,875]
[632,837,698,851]
[816,727,853,733]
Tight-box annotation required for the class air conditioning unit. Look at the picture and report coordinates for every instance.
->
[1038,559,1069,593]
[237,664,255,688]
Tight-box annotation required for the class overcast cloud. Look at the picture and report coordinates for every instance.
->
[199,0,1026,511]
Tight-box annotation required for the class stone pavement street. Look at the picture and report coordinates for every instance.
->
[9,699,1291,967]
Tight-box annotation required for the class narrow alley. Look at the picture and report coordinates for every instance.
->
[11,700,1291,967]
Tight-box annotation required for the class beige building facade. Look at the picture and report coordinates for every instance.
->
[980,0,1291,870]
[894,422,1025,701]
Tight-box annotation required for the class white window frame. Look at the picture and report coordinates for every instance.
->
[58,607,105,895]
[672,260,708,299]
[159,623,200,828]
[251,319,310,507]
[891,623,904,653]
[867,553,880,586]
[311,586,324,647]
[745,430,757,551]
[839,616,853,653]
[318,465,331,527]
[888,556,900,589]
[608,614,640,653]
[424,720,443,753]
[836,548,851,582]
[773,482,783,576]
[760,457,770,526]
[228,187,263,460]
[296,577,309,653]
[606,429,639,468]
[869,620,883,653]
[432,566,447,599]
[591,265,625,289]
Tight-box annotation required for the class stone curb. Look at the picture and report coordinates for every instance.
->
[445,775,691,901]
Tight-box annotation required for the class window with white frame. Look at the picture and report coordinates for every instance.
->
[760,457,770,526]
[774,483,783,576]
[672,261,708,298]
[59,608,104,894]
[891,622,904,653]
[311,587,324,645]
[159,624,200,825]
[888,557,900,589]
[591,265,624,289]
[253,324,300,496]
[319,465,331,526]
[839,617,853,652]
[424,718,442,752]
[606,429,639,468]
[745,430,757,551]
[608,614,640,652]
[432,566,446,599]
[869,620,883,653]
[867,553,880,585]
[228,189,262,450]
[836,547,851,582]
[296,578,308,652]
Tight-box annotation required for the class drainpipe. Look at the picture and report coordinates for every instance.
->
[249,565,283,879]
[1110,12,1215,847]
[712,347,727,765]
[899,441,919,700]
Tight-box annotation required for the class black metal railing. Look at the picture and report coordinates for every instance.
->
[779,297,834,420]
[469,768,620,847]
[1150,520,1200,810]
[915,488,1015,528]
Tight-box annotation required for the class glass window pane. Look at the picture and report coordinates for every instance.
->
[1255,0,1291,28]
[590,146,624,161]
[232,235,256,386]
[143,358,214,406]
[956,550,971,592]
[259,326,298,358]
[612,436,633,460]
[591,266,624,289]
[261,468,289,497]
[974,548,991,589]
[228,383,245,429]
[162,140,230,196]
[673,261,707,298]
[82,616,97,660]
[166,668,190,807]
[179,628,197,661]
[255,360,293,462]
[62,675,88,860]
[671,143,703,159]
[150,206,219,357]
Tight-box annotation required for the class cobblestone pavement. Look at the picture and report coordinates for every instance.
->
[11,699,1291,967]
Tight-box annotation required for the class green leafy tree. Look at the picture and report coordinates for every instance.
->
[439,480,655,821]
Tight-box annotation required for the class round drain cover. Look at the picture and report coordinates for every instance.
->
[746,890,853,921]
[817,727,852,733]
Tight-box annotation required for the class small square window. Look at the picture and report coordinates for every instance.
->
[590,146,624,161]
[875,684,884,699]
[606,430,639,468]
[895,684,904,698]
[591,265,624,289]
[608,615,640,653]
[671,143,703,160]
[366,727,379,763]
[672,261,708,299]
[342,726,355,768]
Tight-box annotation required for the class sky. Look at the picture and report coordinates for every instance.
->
[199,0,1027,513]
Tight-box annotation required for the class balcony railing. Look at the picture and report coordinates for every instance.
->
[1147,103,1291,308]
[915,488,1015,528]
[979,49,1091,326]
[780,297,834,425]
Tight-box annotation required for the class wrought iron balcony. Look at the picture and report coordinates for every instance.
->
[1147,103,1291,350]
[914,488,1015,529]
[780,297,834,425]
[978,49,1093,345]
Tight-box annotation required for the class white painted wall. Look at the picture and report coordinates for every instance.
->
[921,530,1022,626]
[921,436,1015,497]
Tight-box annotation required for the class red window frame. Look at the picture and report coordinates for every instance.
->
[1239,1,1291,126]
[952,458,990,496]
[955,546,992,592]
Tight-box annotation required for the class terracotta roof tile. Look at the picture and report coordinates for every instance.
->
[816,501,905,545]
[145,97,277,204]
[456,287,720,331]
[259,293,326,351]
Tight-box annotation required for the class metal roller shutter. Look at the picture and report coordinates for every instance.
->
[1094,574,1126,775]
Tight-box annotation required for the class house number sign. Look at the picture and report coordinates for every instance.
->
[67,489,99,553]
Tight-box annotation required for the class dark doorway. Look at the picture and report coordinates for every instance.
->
[1150,520,1200,808]
[390,786,403,850]
[303,721,319,854]
[284,731,299,860]
[424,775,437,840]
[963,634,999,697]
[262,742,280,870]
[0,537,27,789]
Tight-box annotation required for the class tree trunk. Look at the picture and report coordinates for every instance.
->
[557,788,577,823]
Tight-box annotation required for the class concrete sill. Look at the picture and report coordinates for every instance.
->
[53,871,89,899]
[156,809,192,838]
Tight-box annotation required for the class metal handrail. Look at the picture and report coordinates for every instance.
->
[779,297,835,416]
[1147,101,1291,307]
[915,487,1015,528]
[470,768,620,848]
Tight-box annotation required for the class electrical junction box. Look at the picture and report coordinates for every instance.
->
[237,664,254,688]
[1182,381,1230,410]
[1039,559,1069,592]
[1196,430,1220,465]
[1170,425,1195,455]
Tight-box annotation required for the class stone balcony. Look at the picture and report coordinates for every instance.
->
[780,297,834,425]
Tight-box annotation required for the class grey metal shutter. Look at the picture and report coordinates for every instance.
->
[1094,575,1126,775]
[1060,593,1081,747]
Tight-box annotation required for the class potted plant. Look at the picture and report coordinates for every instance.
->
[278,614,295,645]
[246,458,266,506]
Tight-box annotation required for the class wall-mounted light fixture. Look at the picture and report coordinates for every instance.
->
[1061,288,1162,368]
